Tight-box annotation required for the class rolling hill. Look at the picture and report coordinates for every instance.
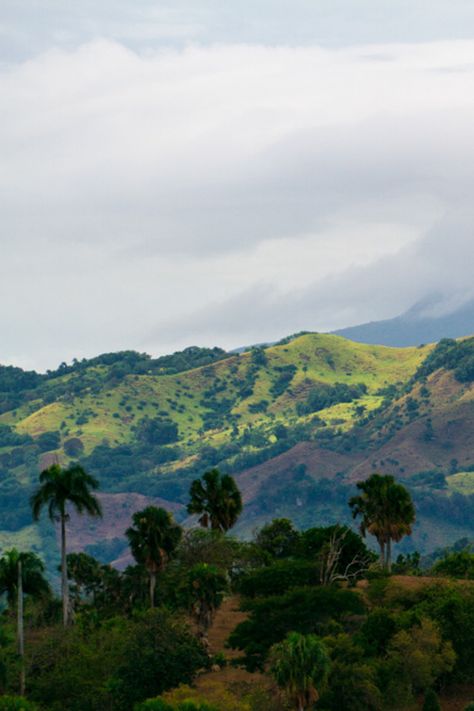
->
[0,333,473,569]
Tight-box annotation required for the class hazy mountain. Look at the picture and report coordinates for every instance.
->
[333,296,474,347]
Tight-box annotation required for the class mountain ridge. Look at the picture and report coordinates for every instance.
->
[0,332,473,567]
[333,296,474,347]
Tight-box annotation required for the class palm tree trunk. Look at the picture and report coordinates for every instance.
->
[149,571,156,608]
[17,560,25,696]
[379,540,385,569]
[61,511,69,626]
[386,538,392,573]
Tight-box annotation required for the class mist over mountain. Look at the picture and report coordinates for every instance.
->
[333,295,474,347]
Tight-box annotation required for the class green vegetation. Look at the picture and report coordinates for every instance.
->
[126,507,182,607]
[269,632,330,710]
[0,332,473,576]
[187,470,242,533]
[349,474,416,571]
[1,464,474,710]
[31,464,102,626]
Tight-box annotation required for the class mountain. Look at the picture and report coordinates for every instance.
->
[0,333,473,569]
[333,296,474,347]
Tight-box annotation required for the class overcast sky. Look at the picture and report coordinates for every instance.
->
[2,2,474,370]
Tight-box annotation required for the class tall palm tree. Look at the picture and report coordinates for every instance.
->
[0,548,50,694]
[187,469,242,533]
[349,473,415,571]
[126,506,182,608]
[270,632,330,711]
[30,463,102,626]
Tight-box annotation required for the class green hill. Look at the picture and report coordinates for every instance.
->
[1,333,473,567]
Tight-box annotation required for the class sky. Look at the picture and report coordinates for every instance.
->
[2,2,474,370]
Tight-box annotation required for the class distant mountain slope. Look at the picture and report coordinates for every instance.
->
[1,333,473,565]
[333,297,474,347]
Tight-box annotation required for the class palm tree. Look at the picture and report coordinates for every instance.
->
[270,632,330,711]
[187,563,227,632]
[0,548,50,694]
[187,469,242,533]
[30,464,102,626]
[349,473,415,571]
[126,506,182,608]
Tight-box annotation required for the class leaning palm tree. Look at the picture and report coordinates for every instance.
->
[349,473,415,571]
[187,469,242,533]
[0,548,50,694]
[31,464,102,626]
[270,632,330,711]
[126,506,182,608]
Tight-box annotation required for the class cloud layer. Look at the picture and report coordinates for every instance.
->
[1,39,474,368]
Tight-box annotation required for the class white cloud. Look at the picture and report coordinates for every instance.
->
[2,40,474,368]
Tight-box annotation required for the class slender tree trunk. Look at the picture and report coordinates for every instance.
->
[379,540,385,569]
[17,560,25,696]
[386,538,392,573]
[149,571,156,608]
[61,512,69,627]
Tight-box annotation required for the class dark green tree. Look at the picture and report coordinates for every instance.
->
[187,469,242,533]
[270,632,330,711]
[30,464,102,626]
[255,518,300,559]
[187,563,227,632]
[126,507,182,607]
[349,474,415,571]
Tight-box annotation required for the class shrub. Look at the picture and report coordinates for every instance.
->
[63,437,84,458]
[229,586,365,670]
[422,689,441,711]
[238,561,320,598]
[0,698,39,711]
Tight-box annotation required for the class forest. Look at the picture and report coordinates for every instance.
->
[1,465,474,711]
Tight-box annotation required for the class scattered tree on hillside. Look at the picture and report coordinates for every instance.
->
[270,632,330,711]
[31,464,102,626]
[126,507,182,608]
[349,474,415,571]
[187,469,242,533]
[255,518,300,560]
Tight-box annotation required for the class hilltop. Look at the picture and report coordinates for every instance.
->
[0,333,473,566]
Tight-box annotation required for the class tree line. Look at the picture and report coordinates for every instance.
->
[2,462,474,711]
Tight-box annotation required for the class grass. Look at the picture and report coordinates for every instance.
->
[447,472,474,495]
[0,525,42,553]
[3,334,434,466]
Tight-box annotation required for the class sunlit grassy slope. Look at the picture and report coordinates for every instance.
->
[3,334,431,465]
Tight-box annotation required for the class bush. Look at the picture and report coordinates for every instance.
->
[229,586,365,670]
[139,702,218,711]
[238,561,319,598]
[112,610,209,710]
[63,437,84,458]
[0,698,39,711]
[422,689,441,711]
[135,417,179,446]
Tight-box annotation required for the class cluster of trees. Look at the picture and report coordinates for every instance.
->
[415,337,474,383]
[1,466,474,710]
[296,382,367,416]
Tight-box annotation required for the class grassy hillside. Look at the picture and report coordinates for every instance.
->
[1,333,473,564]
